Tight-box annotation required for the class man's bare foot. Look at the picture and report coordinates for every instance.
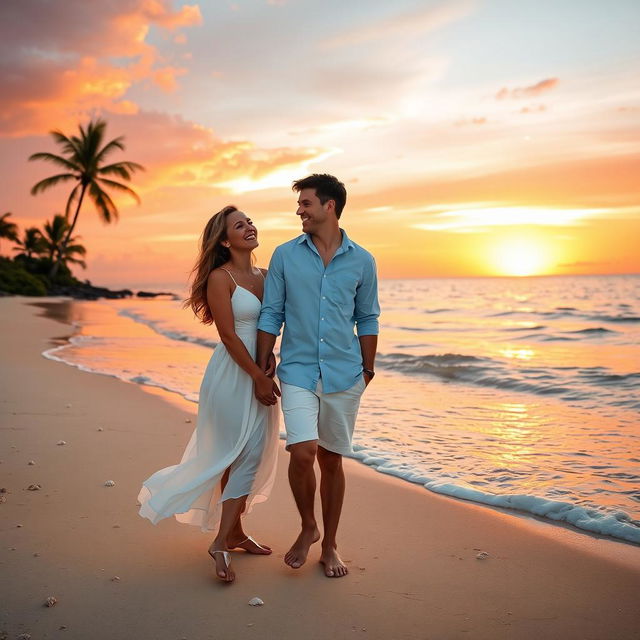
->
[228,535,272,555]
[284,527,320,569]
[208,544,235,582]
[319,547,348,578]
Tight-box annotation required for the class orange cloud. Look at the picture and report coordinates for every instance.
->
[153,66,188,92]
[94,111,330,195]
[496,78,559,100]
[140,1,202,29]
[0,0,202,136]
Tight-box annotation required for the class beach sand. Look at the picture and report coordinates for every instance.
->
[1,296,639,640]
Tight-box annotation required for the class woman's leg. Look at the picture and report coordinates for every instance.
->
[208,494,248,582]
[223,426,272,554]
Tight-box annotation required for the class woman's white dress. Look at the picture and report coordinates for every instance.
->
[138,283,279,532]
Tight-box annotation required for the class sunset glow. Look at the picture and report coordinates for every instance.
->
[492,238,551,277]
[0,0,638,286]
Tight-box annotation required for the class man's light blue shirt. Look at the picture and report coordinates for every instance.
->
[257,229,380,394]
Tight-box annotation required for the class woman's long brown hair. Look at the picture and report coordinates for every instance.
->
[184,205,237,325]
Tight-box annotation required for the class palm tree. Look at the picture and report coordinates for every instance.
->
[41,214,87,270]
[13,226,46,259]
[28,118,143,276]
[0,212,19,253]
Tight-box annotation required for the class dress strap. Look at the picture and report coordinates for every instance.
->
[220,268,238,286]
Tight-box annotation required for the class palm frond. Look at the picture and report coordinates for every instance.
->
[65,256,87,269]
[89,182,118,223]
[0,212,19,241]
[65,183,82,220]
[95,137,125,163]
[65,243,87,256]
[30,173,77,195]
[28,152,79,172]
[98,161,144,180]
[97,178,141,204]
[49,130,80,157]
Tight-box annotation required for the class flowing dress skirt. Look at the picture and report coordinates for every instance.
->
[138,304,279,531]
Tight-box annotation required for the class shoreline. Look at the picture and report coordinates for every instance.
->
[2,296,639,639]
[29,297,640,549]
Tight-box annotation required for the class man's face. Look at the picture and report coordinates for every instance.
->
[296,188,333,234]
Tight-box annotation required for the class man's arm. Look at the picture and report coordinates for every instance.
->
[256,247,285,391]
[354,254,380,386]
[359,334,378,386]
[257,330,277,372]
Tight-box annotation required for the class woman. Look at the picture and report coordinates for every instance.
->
[138,205,280,583]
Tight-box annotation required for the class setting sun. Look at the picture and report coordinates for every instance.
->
[492,238,550,276]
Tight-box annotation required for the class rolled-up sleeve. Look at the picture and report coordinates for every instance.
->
[258,246,286,336]
[354,255,380,336]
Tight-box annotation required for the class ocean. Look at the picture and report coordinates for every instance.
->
[42,275,640,544]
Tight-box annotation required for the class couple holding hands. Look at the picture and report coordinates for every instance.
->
[138,174,380,583]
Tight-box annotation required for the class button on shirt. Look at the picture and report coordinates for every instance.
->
[257,230,380,393]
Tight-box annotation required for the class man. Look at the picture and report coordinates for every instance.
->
[256,173,379,578]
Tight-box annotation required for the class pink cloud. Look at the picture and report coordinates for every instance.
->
[323,0,474,48]
[496,78,559,100]
[454,117,487,126]
[520,104,547,114]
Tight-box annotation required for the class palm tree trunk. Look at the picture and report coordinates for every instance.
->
[50,183,87,278]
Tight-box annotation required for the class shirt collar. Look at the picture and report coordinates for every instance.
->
[297,229,354,254]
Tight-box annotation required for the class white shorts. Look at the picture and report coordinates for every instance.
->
[280,377,366,456]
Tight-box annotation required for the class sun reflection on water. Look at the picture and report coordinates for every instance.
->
[499,347,535,360]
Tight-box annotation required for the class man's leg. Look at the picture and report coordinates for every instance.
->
[284,440,320,568]
[315,377,366,577]
[280,382,322,569]
[317,446,348,577]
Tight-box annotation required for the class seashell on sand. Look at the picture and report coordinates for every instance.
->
[28,460,36,465]
[104,480,116,487]
[185,418,192,423]
[65,403,72,408]
[44,596,57,607]
[476,551,490,560]
[98,427,104,431]
[27,484,42,491]
[248,596,264,606]
[17,524,23,528]
[57,440,67,446]
[111,576,120,582]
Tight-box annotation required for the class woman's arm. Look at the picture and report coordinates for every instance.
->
[207,270,279,405]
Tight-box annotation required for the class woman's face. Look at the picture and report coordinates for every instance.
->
[224,210,258,250]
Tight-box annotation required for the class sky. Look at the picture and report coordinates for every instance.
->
[1,0,639,287]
